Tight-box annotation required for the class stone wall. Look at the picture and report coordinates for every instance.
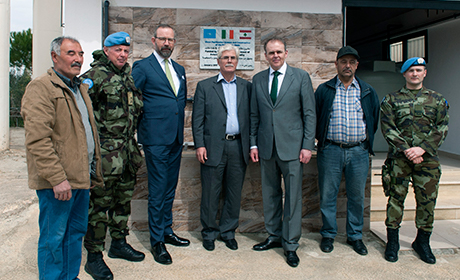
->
[108,7,343,144]
[106,7,372,234]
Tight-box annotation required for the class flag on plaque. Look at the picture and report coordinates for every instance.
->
[239,29,252,39]
[221,29,235,39]
[203,29,216,39]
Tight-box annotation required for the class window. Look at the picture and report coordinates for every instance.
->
[386,31,427,63]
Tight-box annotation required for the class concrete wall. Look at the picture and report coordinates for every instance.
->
[424,18,460,156]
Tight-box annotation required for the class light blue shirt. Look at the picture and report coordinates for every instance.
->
[217,73,239,135]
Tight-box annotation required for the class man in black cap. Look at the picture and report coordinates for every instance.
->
[315,46,380,255]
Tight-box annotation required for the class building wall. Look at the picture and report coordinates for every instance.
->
[107,6,343,143]
[425,18,460,156]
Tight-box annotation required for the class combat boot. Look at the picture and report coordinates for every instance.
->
[384,228,399,262]
[85,252,113,280]
[108,237,145,262]
[412,229,436,264]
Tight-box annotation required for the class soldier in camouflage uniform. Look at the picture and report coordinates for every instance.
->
[80,32,144,280]
[380,57,449,264]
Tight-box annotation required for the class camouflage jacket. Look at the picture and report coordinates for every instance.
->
[380,86,449,158]
[80,50,143,176]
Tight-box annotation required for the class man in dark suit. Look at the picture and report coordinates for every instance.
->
[132,24,189,265]
[192,44,251,252]
[250,38,316,267]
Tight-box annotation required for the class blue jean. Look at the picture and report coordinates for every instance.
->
[317,142,369,240]
[36,188,90,280]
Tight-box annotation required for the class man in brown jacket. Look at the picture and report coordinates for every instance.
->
[21,36,103,280]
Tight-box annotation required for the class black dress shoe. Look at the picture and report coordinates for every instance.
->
[284,251,299,267]
[165,233,190,247]
[347,239,368,255]
[203,239,215,251]
[221,238,238,250]
[253,238,282,251]
[108,238,145,262]
[320,237,334,253]
[152,242,172,265]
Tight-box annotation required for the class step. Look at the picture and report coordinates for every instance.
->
[370,174,460,222]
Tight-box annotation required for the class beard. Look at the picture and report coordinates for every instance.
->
[157,46,173,58]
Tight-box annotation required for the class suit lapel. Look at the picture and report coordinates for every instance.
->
[148,54,169,85]
[275,65,293,105]
[260,69,272,107]
[236,77,243,109]
[171,59,184,95]
[213,77,227,108]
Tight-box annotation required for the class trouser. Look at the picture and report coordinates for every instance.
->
[37,189,90,280]
[318,142,369,240]
[385,156,441,232]
[260,145,303,252]
[84,170,136,253]
[144,140,183,247]
[200,138,247,240]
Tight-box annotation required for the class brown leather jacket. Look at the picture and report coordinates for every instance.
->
[21,68,103,190]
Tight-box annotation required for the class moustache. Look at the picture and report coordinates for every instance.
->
[71,62,82,67]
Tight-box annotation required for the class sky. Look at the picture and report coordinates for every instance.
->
[10,0,33,32]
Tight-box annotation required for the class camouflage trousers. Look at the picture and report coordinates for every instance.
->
[385,156,441,232]
[84,170,136,253]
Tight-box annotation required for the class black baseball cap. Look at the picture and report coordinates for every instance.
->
[337,46,360,60]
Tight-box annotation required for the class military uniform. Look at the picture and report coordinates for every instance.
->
[81,49,143,253]
[380,86,449,232]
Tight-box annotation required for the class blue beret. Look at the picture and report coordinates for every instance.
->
[401,57,426,73]
[104,32,131,47]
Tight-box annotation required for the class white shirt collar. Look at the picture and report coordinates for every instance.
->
[269,62,287,76]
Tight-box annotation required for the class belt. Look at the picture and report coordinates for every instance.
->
[225,134,241,140]
[325,139,364,149]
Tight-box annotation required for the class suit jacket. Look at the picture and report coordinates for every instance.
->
[250,64,316,161]
[132,53,187,146]
[192,75,252,166]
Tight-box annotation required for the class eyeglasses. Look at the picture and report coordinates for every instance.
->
[155,37,175,43]
[220,56,237,61]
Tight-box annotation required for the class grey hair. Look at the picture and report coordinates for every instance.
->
[50,36,80,55]
[217,44,240,59]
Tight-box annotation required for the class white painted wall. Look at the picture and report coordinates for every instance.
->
[0,0,10,150]
[424,18,460,156]
[109,0,342,13]
[64,0,102,74]
[32,0,62,78]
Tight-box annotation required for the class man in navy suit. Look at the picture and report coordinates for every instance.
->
[132,24,189,265]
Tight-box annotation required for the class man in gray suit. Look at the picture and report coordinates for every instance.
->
[250,38,316,267]
[192,44,252,252]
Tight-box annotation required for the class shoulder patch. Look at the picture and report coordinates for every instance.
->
[82,78,93,89]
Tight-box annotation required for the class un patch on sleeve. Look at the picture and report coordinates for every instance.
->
[82,78,93,89]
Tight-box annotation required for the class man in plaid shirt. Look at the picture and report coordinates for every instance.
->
[314,46,380,256]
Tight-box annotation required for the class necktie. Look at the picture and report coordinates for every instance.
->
[164,59,177,95]
[270,71,280,105]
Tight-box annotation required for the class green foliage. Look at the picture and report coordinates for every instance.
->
[9,29,33,127]
[10,28,32,71]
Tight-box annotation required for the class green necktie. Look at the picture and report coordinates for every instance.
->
[164,59,177,95]
[270,71,280,105]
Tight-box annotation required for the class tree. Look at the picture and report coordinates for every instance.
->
[10,28,32,71]
[9,29,32,127]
